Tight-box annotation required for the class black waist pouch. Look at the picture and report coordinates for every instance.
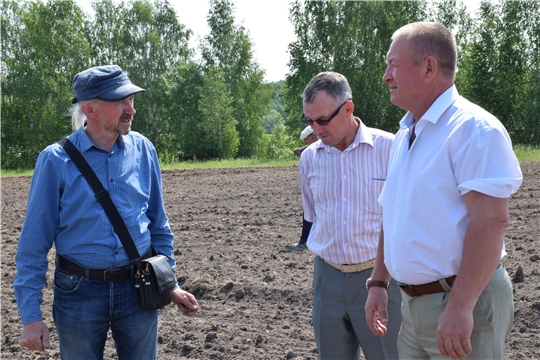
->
[135,255,176,310]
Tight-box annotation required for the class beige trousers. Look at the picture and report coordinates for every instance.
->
[398,265,513,359]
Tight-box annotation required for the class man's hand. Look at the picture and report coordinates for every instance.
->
[436,306,473,359]
[20,320,50,352]
[365,287,389,337]
[293,145,308,157]
[434,191,509,359]
[171,288,199,316]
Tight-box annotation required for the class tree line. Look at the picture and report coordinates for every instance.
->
[2,0,539,170]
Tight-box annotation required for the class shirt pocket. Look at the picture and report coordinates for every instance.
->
[363,176,386,215]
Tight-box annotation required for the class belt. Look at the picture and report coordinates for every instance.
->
[398,275,457,297]
[324,258,375,273]
[56,255,136,282]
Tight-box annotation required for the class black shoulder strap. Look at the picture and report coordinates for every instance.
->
[58,138,141,260]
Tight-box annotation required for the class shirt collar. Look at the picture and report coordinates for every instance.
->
[315,117,374,152]
[73,125,127,152]
[399,85,459,130]
[73,126,95,152]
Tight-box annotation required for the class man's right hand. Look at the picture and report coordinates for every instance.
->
[20,320,50,352]
[365,287,389,337]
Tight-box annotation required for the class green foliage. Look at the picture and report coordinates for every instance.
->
[270,81,286,115]
[201,0,271,159]
[2,0,539,171]
[1,0,91,169]
[158,60,203,162]
[197,66,239,159]
[257,124,297,160]
[261,81,288,134]
[118,0,191,146]
[285,0,473,135]
[89,0,125,64]
[457,0,540,145]
[262,109,283,134]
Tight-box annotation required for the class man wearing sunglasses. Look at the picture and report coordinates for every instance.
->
[298,71,400,359]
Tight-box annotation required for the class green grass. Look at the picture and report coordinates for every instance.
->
[2,146,538,177]
[160,158,299,170]
[1,168,34,177]
[513,145,540,163]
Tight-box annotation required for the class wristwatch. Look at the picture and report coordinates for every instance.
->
[366,278,390,290]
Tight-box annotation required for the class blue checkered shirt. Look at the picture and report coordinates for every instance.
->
[14,126,175,325]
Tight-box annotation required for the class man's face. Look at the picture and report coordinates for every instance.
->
[382,36,425,112]
[303,91,350,150]
[94,95,136,136]
[303,133,318,145]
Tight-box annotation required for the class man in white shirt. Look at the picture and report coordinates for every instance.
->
[300,71,400,359]
[365,22,523,360]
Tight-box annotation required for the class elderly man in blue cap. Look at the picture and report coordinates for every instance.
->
[14,65,198,359]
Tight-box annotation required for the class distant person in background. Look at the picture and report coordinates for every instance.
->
[288,126,319,251]
[365,22,522,360]
[293,126,319,156]
[299,71,400,359]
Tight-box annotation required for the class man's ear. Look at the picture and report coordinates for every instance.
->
[425,56,438,81]
[80,102,97,119]
[346,99,354,116]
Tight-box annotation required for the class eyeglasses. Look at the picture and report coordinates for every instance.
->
[301,98,351,126]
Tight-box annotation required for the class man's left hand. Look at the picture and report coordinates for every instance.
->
[365,287,389,337]
[171,288,199,316]
[436,307,473,359]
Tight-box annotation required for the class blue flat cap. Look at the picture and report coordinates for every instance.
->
[72,65,145,104]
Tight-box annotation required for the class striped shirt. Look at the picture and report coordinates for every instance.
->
[299,119,394,264]
[14,126,174,325]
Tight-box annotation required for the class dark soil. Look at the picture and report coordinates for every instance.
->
[1,163,539,359]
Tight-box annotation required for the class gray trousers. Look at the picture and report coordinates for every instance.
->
[312,256,401,360]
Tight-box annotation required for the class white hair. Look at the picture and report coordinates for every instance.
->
[67,99,98,130]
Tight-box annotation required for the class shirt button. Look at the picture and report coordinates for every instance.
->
[343,221,346,224]
[343,175,347,179]
[344,198,347,202]
[110,179,114,182]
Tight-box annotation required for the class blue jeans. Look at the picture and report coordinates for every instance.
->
[53,267,158,360]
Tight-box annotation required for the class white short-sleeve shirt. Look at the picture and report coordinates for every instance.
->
[380,85,523,285]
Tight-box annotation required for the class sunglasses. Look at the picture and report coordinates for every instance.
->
[301,98,351,126]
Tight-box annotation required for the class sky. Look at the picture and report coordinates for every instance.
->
[76,0,296,83]
[76,0,480,83]
[173,0,296,83]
